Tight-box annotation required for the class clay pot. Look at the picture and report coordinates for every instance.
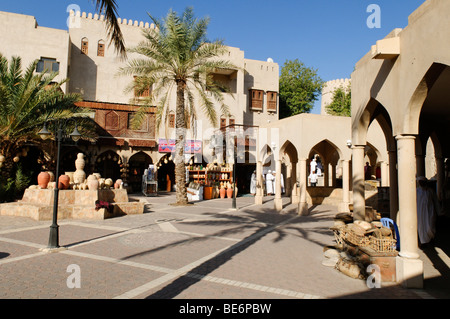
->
[105,178,113,189]
[58,175,70,189]
[87,175,99,190]
[46,171,55,182]
[65,172,74,183]
[74,153,86,184]
[220,187,226,199]
[227,187,233,198]
[114,179,123,189]
[37,172,51,189]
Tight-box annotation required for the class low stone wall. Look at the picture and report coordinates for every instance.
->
[0,188,144,221]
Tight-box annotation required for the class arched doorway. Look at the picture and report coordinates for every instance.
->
[129,151,153,193]
[308,139,341,188]
[416,65,450,247]
[95,150,121,182]
[59,147,83,175]
[157,154,175,192]
[280,140,298,199]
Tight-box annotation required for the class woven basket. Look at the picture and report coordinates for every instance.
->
[333,229,345,245]
[369,236,397,252]
[345,230,370,247]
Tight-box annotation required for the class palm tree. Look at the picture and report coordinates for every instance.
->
[0,54,92,184]
[120,7,237,205]
[93,0,126,57]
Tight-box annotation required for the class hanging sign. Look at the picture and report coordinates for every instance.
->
[158,139,202,154]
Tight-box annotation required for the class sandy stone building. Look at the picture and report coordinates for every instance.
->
[0,10,279,192]
[351,0,450,288]
[0,11,70,92]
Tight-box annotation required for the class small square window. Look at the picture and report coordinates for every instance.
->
[128,113,148,131]
[36,58,59,73]
[97,41,105,57]
[168,113,175,128]
[81,38,89,55]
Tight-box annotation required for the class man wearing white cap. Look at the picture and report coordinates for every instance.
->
[272,171,285,194]
[266,170,274,195]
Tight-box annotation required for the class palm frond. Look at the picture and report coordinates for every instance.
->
[93,0,126,58]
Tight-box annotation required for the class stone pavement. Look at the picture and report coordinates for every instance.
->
[0,192,449,302]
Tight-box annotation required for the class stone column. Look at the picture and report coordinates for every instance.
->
[380,160,389,187]
[298,159,308,215]
[291,162,299,204]
[274,159,283,211]
[339,160,350,213]
[396,135,423,288]
[255,160,263,205]
[286,163,292,197]
[388,149,399,222]
[327,163,333,187]
[352,145,366,221]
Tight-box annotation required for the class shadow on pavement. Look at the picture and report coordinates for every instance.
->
[0,252,9,259]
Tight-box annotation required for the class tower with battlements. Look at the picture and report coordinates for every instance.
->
[320,78,351,115]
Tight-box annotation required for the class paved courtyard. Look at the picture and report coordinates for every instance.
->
[0,192,449,302]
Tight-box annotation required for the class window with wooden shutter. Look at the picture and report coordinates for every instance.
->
[81,38,89,55]
[267,91,277,112]
[168,113,175,128]
[249,89,263,111]
[97,40,105,57]
[133,76,151,97]
[128,113,148,131]
[220,117,227,129]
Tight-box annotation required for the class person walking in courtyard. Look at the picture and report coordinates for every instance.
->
[309,170,318,187]
[416,176,437,246]
[266,170,274,195]
[250,170,257,196]
[310,157,317,174]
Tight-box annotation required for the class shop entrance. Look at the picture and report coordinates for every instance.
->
[129,151,153,193]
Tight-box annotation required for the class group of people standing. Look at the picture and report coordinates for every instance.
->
[308,156,323,187]
[249,156,324,196]
[250,170,284,196]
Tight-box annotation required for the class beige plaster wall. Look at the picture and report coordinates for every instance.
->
[351,0,450,142]
[259,113,353,162]
[0,11,70,92]
[67,11,279,162]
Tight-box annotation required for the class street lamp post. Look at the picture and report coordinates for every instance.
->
[232,147,237,210]
[38,119,81,249]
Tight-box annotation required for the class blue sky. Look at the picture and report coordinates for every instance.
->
[0,0,426,113]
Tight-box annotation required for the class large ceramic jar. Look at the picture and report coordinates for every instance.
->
[37,172,51,189]
[58,175,70,189]
[220,186,226,199]
[74,153,86,184]
[227,187,233,198]
[87,175,99,190]
[114,179,123,189]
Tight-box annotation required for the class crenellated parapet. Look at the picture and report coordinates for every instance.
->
[69,10,156,29]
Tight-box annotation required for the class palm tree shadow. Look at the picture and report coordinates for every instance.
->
[144,222,275,299]
[138,205,335,299]
[0,252,9,259]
